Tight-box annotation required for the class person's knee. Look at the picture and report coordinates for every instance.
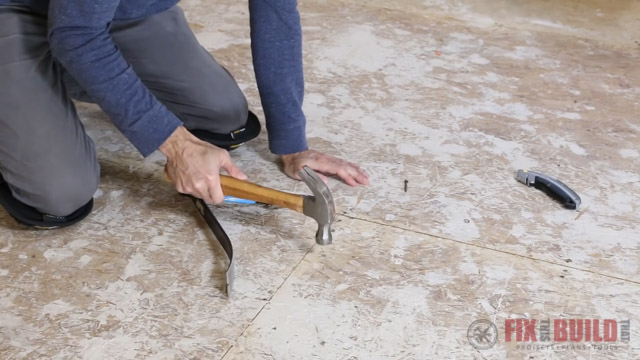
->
[208,89,249,132]
[184,76,249,133]
[33,164,99,216]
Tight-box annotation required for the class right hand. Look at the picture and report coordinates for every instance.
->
[159,126,247,204]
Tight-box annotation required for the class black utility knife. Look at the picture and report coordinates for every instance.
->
[516,169,581,210]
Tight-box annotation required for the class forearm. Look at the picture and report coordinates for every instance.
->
[249,0,308,154]
[48,0,182,157]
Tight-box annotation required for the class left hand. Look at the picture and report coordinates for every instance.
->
[281,149,370,186]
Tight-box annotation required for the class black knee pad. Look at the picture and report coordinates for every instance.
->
[188,110,261,151]
[0,175,93,229]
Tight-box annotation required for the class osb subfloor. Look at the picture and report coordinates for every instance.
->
[2,0,639,359]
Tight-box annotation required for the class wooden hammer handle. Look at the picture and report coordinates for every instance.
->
[220,175,304,213]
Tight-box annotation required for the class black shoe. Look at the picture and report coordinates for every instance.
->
[0,174,93,229]
[188,111,261,150]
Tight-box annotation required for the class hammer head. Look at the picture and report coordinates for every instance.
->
[298,166,335,245]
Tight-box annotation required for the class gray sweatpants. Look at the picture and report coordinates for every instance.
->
[0,5,248,216]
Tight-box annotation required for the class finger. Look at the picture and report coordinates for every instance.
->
[345,166,368,186]
[210,184,225,204]
[344,161,368,177]
[175,180,189,195]
[192,181,212,203]
[354,172,370,185]
[201,189,215,204]
[337,168,358,187]
[172,173,189,194]
[353,167,370,184]
[358,167,370,179]
[305,160,353,185]
[165,164,184,187]
[309,159,342,176]
[295,161,331,183]
[201,173,225,204]
[318,173,329,184]
[342,162,370,184]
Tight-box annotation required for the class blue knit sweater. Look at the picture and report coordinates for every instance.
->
[1,0,308,156]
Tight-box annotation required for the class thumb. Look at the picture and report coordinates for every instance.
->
[222,159,248,180]
[283,164,302,181]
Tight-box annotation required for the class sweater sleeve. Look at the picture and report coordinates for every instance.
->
[47,0,182,157]
[249,0,308,155]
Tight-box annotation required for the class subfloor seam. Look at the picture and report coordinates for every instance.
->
[218,210,637,359]
[219,242,316,360]
[339,212,640,286]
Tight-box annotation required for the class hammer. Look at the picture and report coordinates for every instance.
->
[219,166,335,245]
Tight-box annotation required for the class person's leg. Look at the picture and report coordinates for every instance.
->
[109,6,250,136]
[0,6,98,226]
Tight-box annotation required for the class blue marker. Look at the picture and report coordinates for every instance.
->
[224,196,256,205]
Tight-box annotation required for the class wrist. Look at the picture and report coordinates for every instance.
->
[159,126,193,158]
[281,150,306,162]
[281,152,300,158]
